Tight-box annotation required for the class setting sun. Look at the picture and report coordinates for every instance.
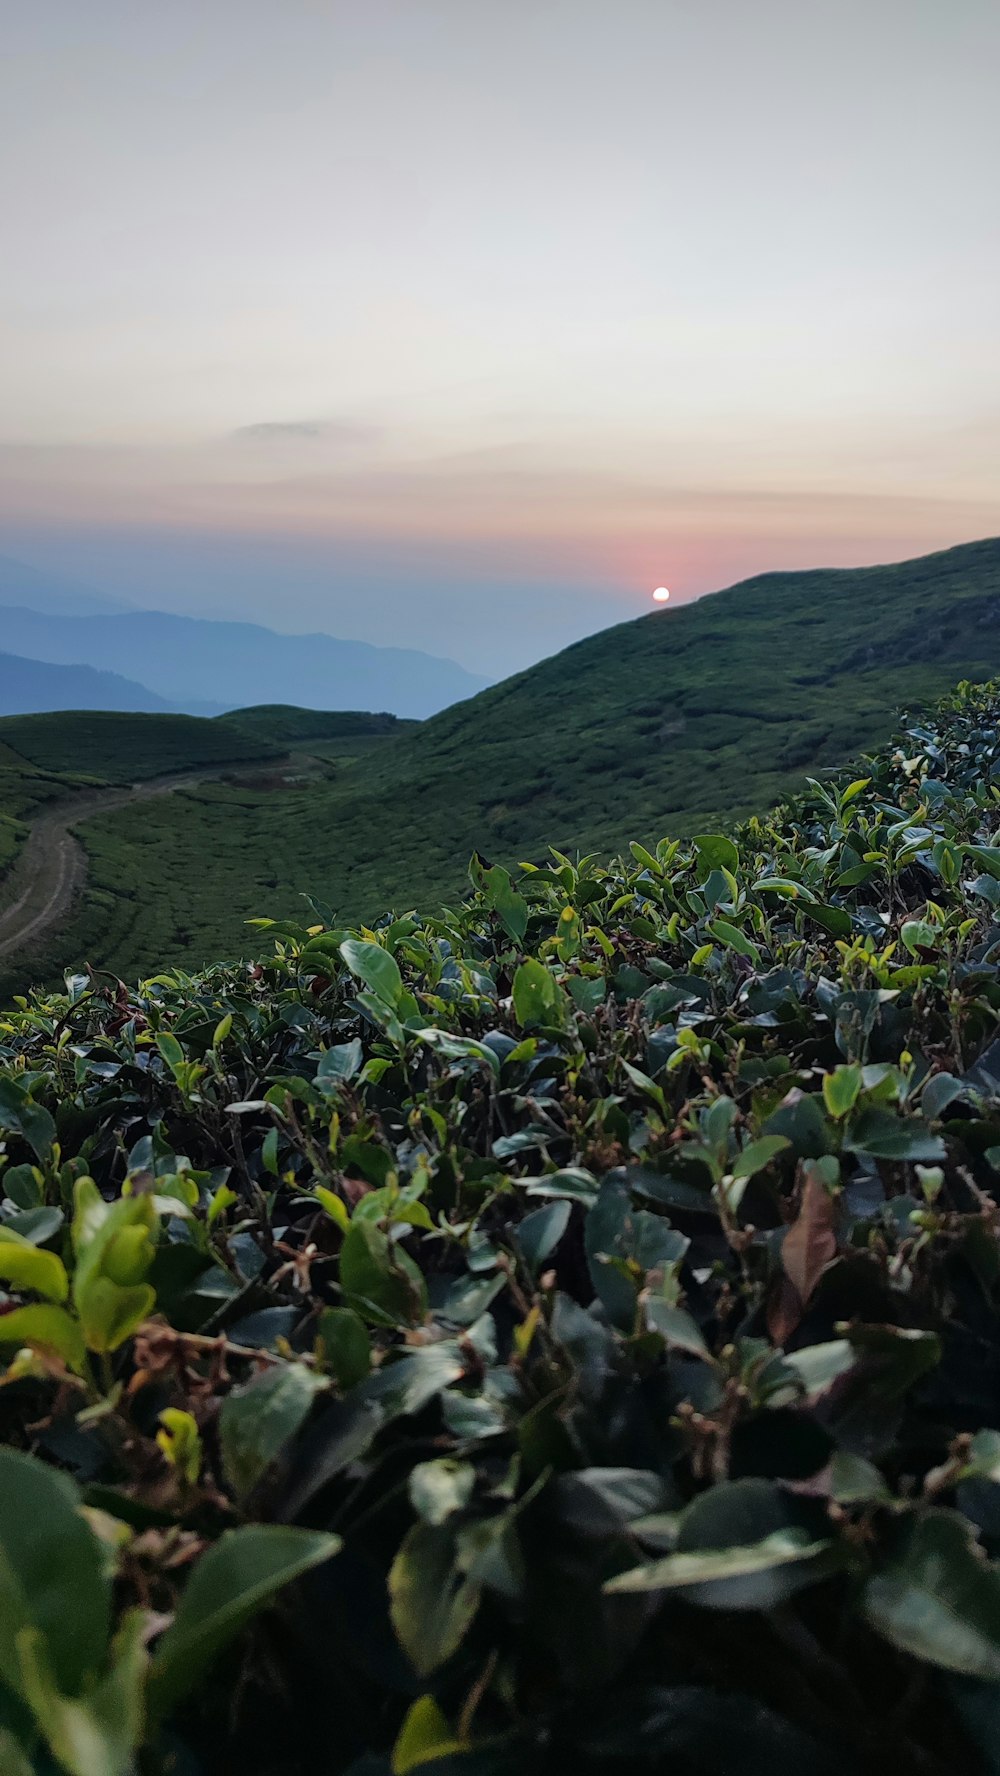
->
[652,586,671,603]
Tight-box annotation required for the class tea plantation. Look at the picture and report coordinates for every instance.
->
[3,680,1000,1773]
[22,534,1000,990]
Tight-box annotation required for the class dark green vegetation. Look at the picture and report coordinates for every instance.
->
[0,709,411,989]
[22,534,1000,986]
[0,709,283,783]
[218,705,416,750]
[4,680,1000,1773]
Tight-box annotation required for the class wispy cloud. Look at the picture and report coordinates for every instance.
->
[229,420,377,447]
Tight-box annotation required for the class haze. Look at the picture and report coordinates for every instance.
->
[2,0,998,677]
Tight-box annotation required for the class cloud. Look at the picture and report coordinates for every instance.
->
[229,419,377,447]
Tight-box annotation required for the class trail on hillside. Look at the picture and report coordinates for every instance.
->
[0,769,220,962]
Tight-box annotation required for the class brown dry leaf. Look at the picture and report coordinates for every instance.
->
[767,1165,839,1345]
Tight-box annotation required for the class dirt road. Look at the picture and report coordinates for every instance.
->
[0,770,214,962]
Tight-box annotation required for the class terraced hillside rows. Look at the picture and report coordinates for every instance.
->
[4,681,1000,1773]
[0,709,414,996]
[35,535,1000,986]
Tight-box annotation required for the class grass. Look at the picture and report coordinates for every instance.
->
[4,535,1000,989]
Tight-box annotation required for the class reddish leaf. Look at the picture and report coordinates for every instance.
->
[768,1166,838,1345]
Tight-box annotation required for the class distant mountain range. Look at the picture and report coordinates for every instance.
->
[0,553,129,618]
[0,554,488,719]
[0,651,179,716]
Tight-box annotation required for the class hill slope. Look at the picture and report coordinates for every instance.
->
[10,535,1000,984]
[0,604,488,719]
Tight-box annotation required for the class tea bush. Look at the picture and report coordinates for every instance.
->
[3,681,1000,1773]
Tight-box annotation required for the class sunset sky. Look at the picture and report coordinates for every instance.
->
[2,0,998,675]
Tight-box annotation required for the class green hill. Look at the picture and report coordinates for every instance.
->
[3,536,1000,989]
[0,708,283,781]
[32,534,1000,982]
[220,704,418,751]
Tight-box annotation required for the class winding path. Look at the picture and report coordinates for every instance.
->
[0,769,217,962]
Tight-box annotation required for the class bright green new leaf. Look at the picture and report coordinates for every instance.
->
[392,1696,464,1774]
[822,1063,863,1120]
[0,1232,68,1303]
[512,957,566,1030]
[0,1304,88,1375]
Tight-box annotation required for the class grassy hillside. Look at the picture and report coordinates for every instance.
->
[36,535,1000,982]
[220,704,418,750]
[0,708,417,992]
[3,680,1000,1775]
[0,709,283,781]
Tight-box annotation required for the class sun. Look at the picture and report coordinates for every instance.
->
[652,586,671,603]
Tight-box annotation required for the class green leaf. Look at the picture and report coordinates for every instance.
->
[0,1447,111,1701]
[18,1608,146,1776]
[316,1306,371,1389]
[844,1109,945,1162]
[388,1520,481,1675]
[804,902,852,939]
[708,919,759,962]
[0,1232,68,1303]
[0,1078,55,1163]
[605,1530,834,1608]
[864,1511,1000,1679]
[901,919,938,958]
[155,1032,185,1073]
[409,1459,476,1526]
[316,1039,364,1089]
[339,939,402,1008]
[517,1199,571,1271]
[392,1695,465,1774]
[731,1135,789,1182]
[220,1363,325,1502]
[0,1303,88,1375]
[822,1063,863,1121]
[478,861,528,943]
[693,834,739,878]
[147,1525,340,1722]
[74,1277,156,1354]
[339,1217,428,1326]
[646,1297,710,1358]
[512,957,566,1030]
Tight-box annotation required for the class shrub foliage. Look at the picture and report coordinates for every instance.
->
[3,682,1000,1772]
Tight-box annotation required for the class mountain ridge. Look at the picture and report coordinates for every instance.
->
[0,649,176,716]
[0,600,488,720]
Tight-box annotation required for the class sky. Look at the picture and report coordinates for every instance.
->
[2,0,999,677]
